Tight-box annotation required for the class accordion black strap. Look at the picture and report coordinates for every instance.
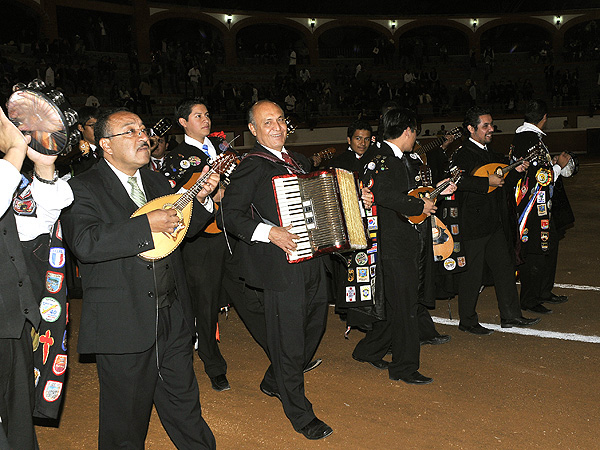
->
[242,150,306,174]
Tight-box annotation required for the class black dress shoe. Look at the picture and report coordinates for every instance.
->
[420,334,451,346]
[210,374,230,392]
[458,323,494,335]
[303,358,322,373]
[501,316,541,328]
[352,355,389,370]
[298,418,333,440]
[390,371,433,385]
[522,304,553,314]
[542,293,568,304]
[259,384,281,401]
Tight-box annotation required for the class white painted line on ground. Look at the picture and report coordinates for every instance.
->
[553,283,600,292]
[431,316,600,344]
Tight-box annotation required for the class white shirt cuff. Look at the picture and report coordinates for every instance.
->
[552,164,561,181]
[201,196,214,213]
[251,222,272,243]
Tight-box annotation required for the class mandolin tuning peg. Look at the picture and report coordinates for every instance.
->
[27,79,46,90]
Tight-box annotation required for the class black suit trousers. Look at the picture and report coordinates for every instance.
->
[519,243,559,308]
[458,227,522,326]
[95,300,215,450]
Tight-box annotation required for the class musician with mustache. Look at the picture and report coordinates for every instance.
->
[61,108,220,450]
[451,106,540,335]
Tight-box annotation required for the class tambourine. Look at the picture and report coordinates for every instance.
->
[6,79,80,156]
[560,151,579,178]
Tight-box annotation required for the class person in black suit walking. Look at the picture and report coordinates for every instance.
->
[220,100,333,440]
[61,108,220,450]
[162,99,234,392]
[451,107,540,335]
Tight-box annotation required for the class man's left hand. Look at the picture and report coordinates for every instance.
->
[515,160,530,173]
[195,166,220,202]
[361,187,374,209]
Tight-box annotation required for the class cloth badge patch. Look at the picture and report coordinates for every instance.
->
[347,269,355,282]
[62,330,68,352]
[360,285,372,301]
[45,271,64,294]
[442,208,448,219]
[39,330,55,364]
[450,224,459,235]
[541,219,549,230]
[370,265,376,277]
[521,235,529,242]
[537,191,546,204]
[40,297,61,323]
[168,179,176,189]
[49,247,66,268]
[536,168,552,186]
[450,207,458,218]
[52,355,67,376]
[367,217,378,230]
[367,243,377,254]
[346,286,356,302]
[43,381,63,402]
[180,160,191,169]
[188,156,202,166]
[537,204,547,216]
[55,221,62,240]
[541,243,549,251]
[369,253,376,264]
[34,367,41,387]
[458,256,466,267]
[357,267,369,283]
[444,258,456,271]
[453,242,460,253]
[541,232,549,242]
[355,252,368,266]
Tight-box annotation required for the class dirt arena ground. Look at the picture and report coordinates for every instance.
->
[36,157,599,449]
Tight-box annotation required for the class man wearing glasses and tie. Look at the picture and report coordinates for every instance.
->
[61,108,220,449]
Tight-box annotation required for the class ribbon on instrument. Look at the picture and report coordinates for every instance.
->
[517,183,541,240]
[514,177,529,207]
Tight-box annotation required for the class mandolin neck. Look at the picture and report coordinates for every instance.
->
[173,168,215,210]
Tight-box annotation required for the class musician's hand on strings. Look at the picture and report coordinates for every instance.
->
[361,187,374,209]
[437,178,457,196]
[195,166,220,203]
[269,225,300,255]
[421,197,437,216]
[311,153,322,167]
[147,208,180,234]
[555,151,571,168]
[515,160,530,173]
[0,105,30,171]
[441,134,455,150]
[488,173,504,187]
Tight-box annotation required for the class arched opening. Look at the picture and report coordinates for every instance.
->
[481,23,552,56]
[563,19,600,61]
[318,26,385,60]
[399,25,469,60]
[235,23,306,65]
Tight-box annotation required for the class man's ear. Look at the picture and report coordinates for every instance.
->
[77,124,84,133]
[467,124,475,135]
[178,117,187,129]
[248,123,257,136]
[99,138,112,155]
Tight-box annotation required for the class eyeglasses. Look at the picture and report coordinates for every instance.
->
[103,128,154,139]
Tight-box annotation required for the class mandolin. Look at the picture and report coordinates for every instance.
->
[472,144,543,193]
[132,151,237,261]
[407,166,462,224]
[431,216,454,262]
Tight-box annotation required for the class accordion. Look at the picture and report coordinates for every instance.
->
[272,168,368,263]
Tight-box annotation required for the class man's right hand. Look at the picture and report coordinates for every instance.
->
[147,208,181,234]
[555,151,571,169]
[488,173,505,187]
[269,225,300,255]
[421,197,437,216]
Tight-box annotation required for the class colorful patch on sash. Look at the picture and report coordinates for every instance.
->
[62,330,68,352]
[450,207,458,218]
[40,297,61,323]
[347,269,355,282]
[541,242,549,251]
[450,224,459,235]
[537,204,547,216]
[180,160,191,169]
[360,285,372,301]
[444,258,456,270]
[345,286,356,302]
[458,256,466,267]
[55,221,63,240]
[521,235,529,242]
[45,271,64,294]
[367,217,378,231]
[357,267,369,283]
[537,191,546,204]
[535,168,552,186]
[34,367,41,387]
[39,330,55,364]
[541,219,549,230]
[52,354,67,376]
[188,156,202,166]
[42,380,63,402]
[370,265,376,277]
[355,252,368,266]
[541,232,549,242]
[49,247,66,268]
[369,253,376,264]
[453,242,460,253]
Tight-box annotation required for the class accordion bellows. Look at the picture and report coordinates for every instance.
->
[273,168,368,263]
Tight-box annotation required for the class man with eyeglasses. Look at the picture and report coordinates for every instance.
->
[61,108,220,449]
[69,106,100,176]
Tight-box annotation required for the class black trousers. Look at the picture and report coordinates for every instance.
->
[182,233,228,378]
[519,243,559,309]
[0,323,38,450]
[353,258,420,379]
[458,227,522,327]
[95,300,215,450]
[230,259,328,431]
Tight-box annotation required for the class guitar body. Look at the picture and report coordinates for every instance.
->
[431,216,454,262]
[471,163,508,193]
[131,193,193,261]
[407,186,435,224]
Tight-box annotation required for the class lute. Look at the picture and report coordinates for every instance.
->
[132,151,237,261]
[407,166,462,224]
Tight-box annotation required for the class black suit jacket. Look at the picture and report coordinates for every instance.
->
[452,139,519,240]
[61,159,210,354]
[329,146,376,174]
[220,143,312,292]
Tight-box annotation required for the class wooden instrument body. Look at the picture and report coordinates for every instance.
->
[471,163,508,193]
[131,193,193,261]
[407,186,436,224]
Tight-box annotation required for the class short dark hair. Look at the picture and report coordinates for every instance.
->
[77,106,100,126]
[347,120,373,139]
[381,108,417,140]
[463,106,491,132]
[94,107,129,151]
[175,98,206,126]
[380,100,399,118]
[524,99,548,124]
